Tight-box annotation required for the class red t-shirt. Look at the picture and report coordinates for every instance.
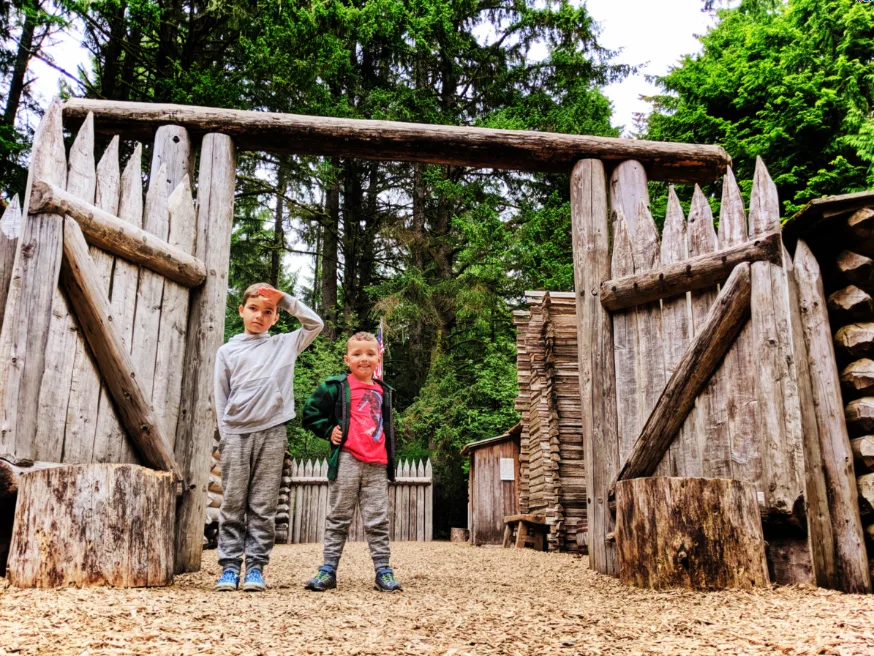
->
[343,374,388,464]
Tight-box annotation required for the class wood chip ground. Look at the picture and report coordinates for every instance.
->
[3,542,874,655]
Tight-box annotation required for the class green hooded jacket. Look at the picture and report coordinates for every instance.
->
[301,375,397,482]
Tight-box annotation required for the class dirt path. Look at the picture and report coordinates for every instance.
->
[2,542,874,655]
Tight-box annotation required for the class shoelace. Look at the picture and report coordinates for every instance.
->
[316,570,333,582]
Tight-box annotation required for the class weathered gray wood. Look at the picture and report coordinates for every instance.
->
[600,231,781,312]
[835,323,874,360]
[609,160,648,234]
[152,177,196,443]
[688,185,730,479]
[0,99,67,457]
[790,241,846,590]
[660,187,696,476]
[63,99,732,183]
[63,136,120,464]
[615,477,769,590]
[93,143,142,464]
[610,208,639,466]
[846,398,874,436]
[60,217,180,479]
[828,285,874,323]
[612,263,751,487]
[851,436,874,472]
[149,125,192,201]
[841,359,874,398]
[717,167,761,486]
[29,181,206,288]
[836,250,874,291]
[7,464,175,587]
[571,159,619,576]
[174,133,236,574]
[0,196,21,331]
[425,458,433,541]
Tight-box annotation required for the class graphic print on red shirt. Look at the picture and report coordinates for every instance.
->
[343,374,388,464]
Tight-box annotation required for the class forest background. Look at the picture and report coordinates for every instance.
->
[0,0,872,537]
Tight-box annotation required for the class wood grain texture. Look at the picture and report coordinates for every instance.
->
[60,217,180,479]
[0,195,21,331]
[717,167,761,486]
[571,159,618,576]
[851,436,874,472]
[608,160,648,234]
[847,208,874,256]
[63,99,732,183]
[29,181,205,288]
[0,99,67,458]
[615,477,769,590]
[841,359,874,398]
[600,231,781,312]
[92,144,142,465]
[7,464,174,588]
[612,263,751,488]
[63,136,120,464]
[836,250,874,291]
[827,285,874,323]
[835,323,874,360]
[846,398,874,436]
[173,133,236,574]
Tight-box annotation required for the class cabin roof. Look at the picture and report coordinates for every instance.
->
[783,190,874,244]
[461,423,522,456]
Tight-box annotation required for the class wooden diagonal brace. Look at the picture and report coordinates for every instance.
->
[608,262,752,498]
[599,232,778,311]
[60,217,181,481]
[32,180,206,288]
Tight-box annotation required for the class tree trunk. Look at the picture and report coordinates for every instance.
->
[320,161,339,338]
[7,464,175,587]
[4,0,37,126]
[615,477,769,590]
[271,169,286,288]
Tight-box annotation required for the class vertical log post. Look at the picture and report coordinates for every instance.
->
[174,133,236,574]
[571,159,619,576]
[0,195,21,331]
[0,99,66,457]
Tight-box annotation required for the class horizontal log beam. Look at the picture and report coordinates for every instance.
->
[609,263,752,494]
[600,232,779,311]
[60,217,181,481]
[31,180,206,288]
[62,99,732,184]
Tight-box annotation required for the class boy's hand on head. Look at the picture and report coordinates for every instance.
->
[330,425,342,445]
[257,287,285,307]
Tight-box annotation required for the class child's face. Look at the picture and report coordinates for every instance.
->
[344,339,381,382]
[238,294,280,335]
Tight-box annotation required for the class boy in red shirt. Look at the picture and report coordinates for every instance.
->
[301,332,402,592]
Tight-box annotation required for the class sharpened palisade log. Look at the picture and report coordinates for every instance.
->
[827,285,874,322]
[837,251,874,291]
[611,263,752,488]
[794,240,870,593]
[846,398,874,437]
[599,231,780,311]
[59,217,181,480]
[0,196,21,330]
[615,478,769,590]
[851,436,874,472]
[63,99,732,183]
[835,323,874,359]
[841,359,874,398]
[29,180,205,287]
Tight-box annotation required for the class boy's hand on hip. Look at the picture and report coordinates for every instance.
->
[330,425,342,445]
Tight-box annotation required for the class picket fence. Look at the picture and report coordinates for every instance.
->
[278,458,433,544]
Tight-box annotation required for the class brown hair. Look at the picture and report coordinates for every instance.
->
[241,282,275,304]
[346,331,378,351]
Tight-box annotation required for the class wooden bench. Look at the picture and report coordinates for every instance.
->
[502,513,547,550]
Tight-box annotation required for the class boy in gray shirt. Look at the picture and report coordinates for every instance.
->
[213,282,323,592]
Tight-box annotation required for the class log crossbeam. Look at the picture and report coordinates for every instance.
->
[31,180,206,288]
[599,232,779,312]
[60,217,181,480]
[607,263,753,499]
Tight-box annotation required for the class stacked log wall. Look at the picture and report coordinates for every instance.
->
[514,310,531,514]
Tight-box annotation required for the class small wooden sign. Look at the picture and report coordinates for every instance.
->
[500,458,515,481]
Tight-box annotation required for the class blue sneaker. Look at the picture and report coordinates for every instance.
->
[305,565,337,592]
[242,568,266,592]
[374,567,403,592]
[214,568,239,591]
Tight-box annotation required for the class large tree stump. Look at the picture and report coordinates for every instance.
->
[7,464,175,588]
[615,477,769,590]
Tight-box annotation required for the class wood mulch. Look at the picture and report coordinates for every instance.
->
[2,541,874,655]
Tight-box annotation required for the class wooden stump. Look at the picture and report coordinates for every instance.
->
[615,477,769,590]
[450,528,470,543]
[7,464,175,588]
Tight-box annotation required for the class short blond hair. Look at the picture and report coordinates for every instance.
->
[346,331,378,351]
[241,282,275,304]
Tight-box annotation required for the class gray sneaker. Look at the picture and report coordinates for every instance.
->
[305,566,337,592]
[374,567,403,592]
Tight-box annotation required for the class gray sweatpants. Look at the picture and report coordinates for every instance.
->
[218,423,286,573]
[324,451,391,571]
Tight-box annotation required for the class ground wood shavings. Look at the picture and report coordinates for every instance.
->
[2,543,874,655]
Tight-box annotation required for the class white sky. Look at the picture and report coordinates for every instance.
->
[27,1,716,286]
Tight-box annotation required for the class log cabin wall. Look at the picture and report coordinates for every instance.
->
[0,100,236,575]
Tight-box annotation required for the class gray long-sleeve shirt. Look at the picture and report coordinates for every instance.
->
[214,293,324,437]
